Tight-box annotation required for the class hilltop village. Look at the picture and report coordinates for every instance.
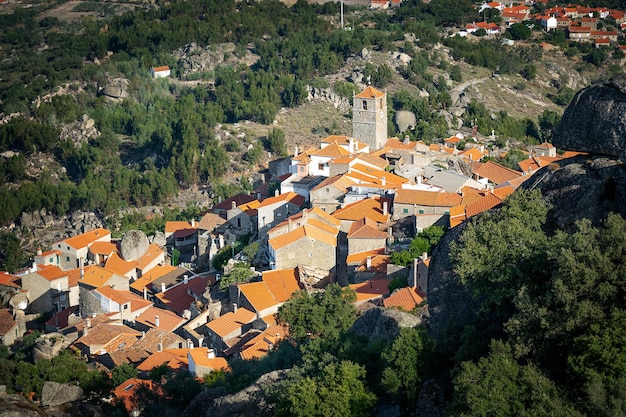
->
[0,81,583,413]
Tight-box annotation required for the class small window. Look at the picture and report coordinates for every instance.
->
[325,188,330,193]
[277,213,282,217]
[362,100,368,110]
[403,208,409,214]
[318,163,324,170]
[49,257,54,263]
[444,210,450,215]
[66,256,70,262]
[418,210,424,214]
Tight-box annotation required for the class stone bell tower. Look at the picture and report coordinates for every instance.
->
[352,85,387,151]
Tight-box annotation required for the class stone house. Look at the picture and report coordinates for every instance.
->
[226,199,260,235]
[0,309,19,346]
[133,306,186,334]
[347,217,389,255]
[267,223,338,272]
[205,306,257,353]
[81,285,152,322]
[20,265,70,313]
[52,228,111,270]
[187,348,228,378]
[310,175,356,214]
[332,195,392,234]
[212,193,257,219]
[257,191,305,238]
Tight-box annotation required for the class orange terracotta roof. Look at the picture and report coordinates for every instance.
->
[347,217,388,239]
[354,86,385,99]
[89,241,118,256]
[213,193,257,211]
[79,265,118,288]
[207,307,256,339]
[36,265,68,281]
[239,325,289,360]
[95,286,151,309]
[394,188,462,207]
[0,272,21,289]
[258,191,305,208]
[383,287,425,311]
[237,281,278,313]
[135,306,185,332]
[262,268,301,303]
[312,142,351,158]
[62,228,111,250]
[311,175,356,193]
[459,147,486,162]
[75,323,141,347]
[152,66,170,72]
[472,160,522,185]
[383,137,419,151]
[155,275,213,315]
[357,152,388,169]
[268,224,337,250]
[188,348,229,370]
[134,244,164,271]
[349,278,390,303]
[105,253,136,277]
[197,212,226,231]
[355,254,390,273]
[164,221,194,233]
[465,192,503,218]
[114,378,157,413]
[137,348,190,372]
[347,163,408,187]
[346,248,386,265]
[493,185,514,200]
[130,264,177,292]
[332,196,391,224]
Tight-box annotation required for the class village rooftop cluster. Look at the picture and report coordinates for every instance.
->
[0,84,580,414]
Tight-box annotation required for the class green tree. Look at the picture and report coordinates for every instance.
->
[276,360,376,417]
[218,262,254,290]
[268,128,287,157]
[112,363,137,387]
[450,64,463,82]
[0,232,24,273]
[508,23,532,40]
[453,340,583,417]
[277,283,357,341]
[538,109,561,141]
[381,327,435,406]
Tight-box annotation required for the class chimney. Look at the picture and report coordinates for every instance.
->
[155,315,160,328]
[161,282,166,293]
[36,248,42,256]
[86,317,91,329]
[157,342,163,352]
[383,201,388,216]
[231,201,236,210]
[183,274,189,285]
[187,339,193,348]
[207,348,215,359]
[275,189,279,197]
[141,331,145,339]
[80,265,84,280]
[191,218,196,228]
[413,258,418,290]
[349,137,354,153]
[302,208,308,220]
[404,135,410,144]
[366,256,372,270]
[382,177,386,187]
[294,146,298,157]
[143,287,147,300]
[257,192,261,200]
[421,252,428,261]
[232,303,238,313]
[417,175,422,186]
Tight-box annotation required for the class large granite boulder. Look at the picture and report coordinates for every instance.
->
[394,110,416,133]
[553,74,626,160]
[40,381,83,407]
[182,370,287,417]
[120,230,149,261]
[349,306,422,343]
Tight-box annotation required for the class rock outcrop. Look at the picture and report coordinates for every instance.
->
[553,74,626,161]
[40,381,83,407]
[120,229,149,261]
[349,307,422,343]
[428,73,626,345]
[182,370,287,417]
[395,110,416,133]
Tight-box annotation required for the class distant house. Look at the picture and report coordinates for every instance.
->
[0,309,19,346]
[150,66,171,79]
[52,228,111,270]
[205,306,257,353]
[164,221,197,248]
[383,286,425,312]
[114,378,159,416]
[187,347,229,378]
[347,217,388,255]
[257,191,306,237]
[310,175,356,214]
[20,265,70,313]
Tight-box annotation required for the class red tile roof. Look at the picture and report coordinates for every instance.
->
[0,272,20,289]
[262,268,301,303]
[207,307,256,339]
[268,224,337,250]
[383,287,425,311]
[258,191,305,209]
[332,196,391,224]
[349,278,390,303]
[62,228,111,250]
[394,188,463,208]
[239,325,289,360]
[472,160,522,185]
[355,86,385,99]
[155,275,213,315]
[135,306,185,332]
[188,348,229,371]
[347,217,388,239]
